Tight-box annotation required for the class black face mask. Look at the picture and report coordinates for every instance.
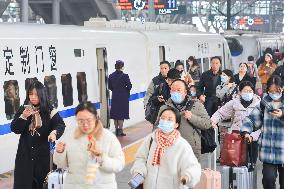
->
[179,70,183,74]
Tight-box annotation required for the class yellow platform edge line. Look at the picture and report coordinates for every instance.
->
[123,141,144,166]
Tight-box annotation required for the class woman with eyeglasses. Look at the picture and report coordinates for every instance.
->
[211,81,261,163]
[241,75,284,189]
[54,102,125,189]
[131,107,201,189]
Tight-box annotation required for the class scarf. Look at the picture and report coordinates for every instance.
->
[28,106,42,136]
[152,129,179,166]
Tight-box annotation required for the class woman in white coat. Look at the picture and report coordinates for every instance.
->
[54,101,125,189]
[131,107,201,189]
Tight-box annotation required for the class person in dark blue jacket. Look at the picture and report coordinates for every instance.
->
[108,60,132,136]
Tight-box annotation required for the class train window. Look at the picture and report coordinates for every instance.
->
[77,72,88,102]
[4,80,20,120]
[44,75,58,108]
[225,37,243,57]
[61,74,73,107]
[74,49,84,57]
[203,58,210,71]
[25,77,38,91]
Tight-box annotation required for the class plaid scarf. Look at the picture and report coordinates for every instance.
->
[28,106,42,136]
[152,129,179,166]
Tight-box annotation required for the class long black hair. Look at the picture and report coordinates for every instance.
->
[24,81,52,114]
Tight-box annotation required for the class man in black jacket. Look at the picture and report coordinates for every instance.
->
[273,65,284,85]
[143,61,171,107]
[197,56,222,116]
[145,68,180,124]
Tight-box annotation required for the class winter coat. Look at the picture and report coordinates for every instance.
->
[108,70,132,120]
[130,131,201,189]
[234,74,256,87]
[241,95,284,164]
[11,106,66,189]
[188,65,201,81]
[272,65,284,85]
[258,62,277,84]
[211,94,261,137]
[197,70,221,97]
[158,99,211,160]
[54,128,125,189]
[143,73,167,107]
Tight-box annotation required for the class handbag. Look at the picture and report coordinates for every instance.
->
[220,130,247,167]
[185,100,217,154]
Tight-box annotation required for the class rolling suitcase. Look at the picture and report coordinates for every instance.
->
[221,143,257,189]
[43,142,68,189]
[194,128,221,189]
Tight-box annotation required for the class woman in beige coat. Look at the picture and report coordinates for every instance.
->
[131,107,201,189]
[54,102,125,189]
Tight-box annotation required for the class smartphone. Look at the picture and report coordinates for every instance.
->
[128,173,144,188]
[24,105,33,110]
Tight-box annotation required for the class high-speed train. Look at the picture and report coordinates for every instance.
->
[224,31,284,73]
[0,18,234,174]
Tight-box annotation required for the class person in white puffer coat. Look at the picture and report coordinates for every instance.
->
[54,101,125,189]
[131,107,201,189]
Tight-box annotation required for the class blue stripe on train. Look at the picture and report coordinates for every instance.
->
[0,91,146,136]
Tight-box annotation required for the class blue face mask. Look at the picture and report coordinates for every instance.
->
[170,92,184,104]
[269,93,282,101]
[241,92,254,102]
[221,75,228,83]
[158,119,175,133]
[190,91,196,97]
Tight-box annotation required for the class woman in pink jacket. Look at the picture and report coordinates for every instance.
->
[211,81,261,163]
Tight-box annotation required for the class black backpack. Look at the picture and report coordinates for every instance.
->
[185,100,217,154]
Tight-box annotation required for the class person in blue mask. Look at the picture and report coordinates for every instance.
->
[157,79,211,160]
[211,81,261,164]
[241,75,284,189]
[131,107,201,189]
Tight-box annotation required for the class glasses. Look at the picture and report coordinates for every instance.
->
[76,118,95,126]
[242,90,254,93]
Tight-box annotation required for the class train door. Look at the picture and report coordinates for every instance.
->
[96,48,110,128]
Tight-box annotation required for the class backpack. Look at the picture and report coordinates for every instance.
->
[145,83,164,124]
[185,100,217,154]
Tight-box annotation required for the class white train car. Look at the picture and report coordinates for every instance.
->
[225,32,284,73]
[0,19,232,173]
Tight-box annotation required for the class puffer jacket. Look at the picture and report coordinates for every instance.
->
[158,99,211,160]
[211,94,261,139]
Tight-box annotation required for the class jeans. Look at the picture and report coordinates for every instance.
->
[262,163,284,189]
[204,96,219,117]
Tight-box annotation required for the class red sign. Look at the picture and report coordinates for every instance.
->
[116,0,165,10]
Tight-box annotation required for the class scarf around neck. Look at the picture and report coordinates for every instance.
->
[152,129,179,166]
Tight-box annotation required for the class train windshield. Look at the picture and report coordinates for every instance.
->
[225,37,243,57]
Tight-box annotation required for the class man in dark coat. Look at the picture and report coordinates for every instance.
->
[108,60,132,136]
[145,68,181,124]
[197,56,222,117]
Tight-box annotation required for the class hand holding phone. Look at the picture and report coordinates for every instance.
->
[128,173,144,188]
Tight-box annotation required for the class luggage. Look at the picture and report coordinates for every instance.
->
[220,130,247,167]
[43,142,68,189]
[194,128,221,189]
[221,142,257,189]
[221,166,256,189]
[46,169,67,189]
